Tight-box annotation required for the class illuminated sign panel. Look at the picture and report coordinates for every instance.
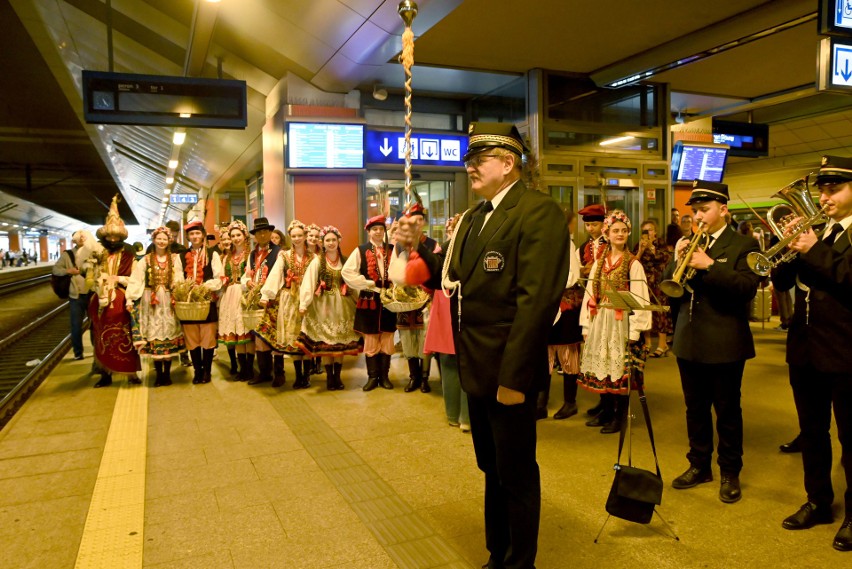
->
[170,193,198,204]
[819,0,852,35]
[364,129,468,167]
[286,123,365,169]
[818,37,852,92]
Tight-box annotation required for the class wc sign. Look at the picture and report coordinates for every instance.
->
[364,129,468,167]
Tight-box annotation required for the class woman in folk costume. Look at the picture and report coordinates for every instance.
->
[181,220,224,384]
[217,220,254,379]
[342,215,396,391]
[260,220,315,389]
[578,209,651,434]
[125,226,185,386]
[297,226,361,390]
[304,222,323,376]
[85,195,141,388]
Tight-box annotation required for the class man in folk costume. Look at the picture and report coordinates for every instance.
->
[87,195,141,388]
[181,221,223,384]
[342,215,396,391]
[241,217,281,385]
[391,202,441,393]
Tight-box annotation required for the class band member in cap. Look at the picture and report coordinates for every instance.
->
[390,202,441,394]
[296,226,361,389]
[394,122,570,569]
[670,180,760,504]
[243,217,281,385]
[85,195,141,387]
[126,226,185,386]
[217,220,254,379]
[181,220,223,384]
[342,215,396,391]
[773,155,852,551]
[260,220,314,388]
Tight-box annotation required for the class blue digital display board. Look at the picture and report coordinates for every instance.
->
[287,123,365,169]
[671,142,728,183]
[365,129,468,167]
[170,193,198,204]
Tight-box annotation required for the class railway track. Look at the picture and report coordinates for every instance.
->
[0,272,51,297]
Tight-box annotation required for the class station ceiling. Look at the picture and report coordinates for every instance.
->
[1,0,848,233]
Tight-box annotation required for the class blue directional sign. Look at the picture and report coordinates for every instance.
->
[819,37,852,92]
[836,0,852,29]
[819,0,852,35]
[365,129,468,167]
[170,193,198,204]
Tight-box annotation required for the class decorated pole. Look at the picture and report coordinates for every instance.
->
[398,1,418,206]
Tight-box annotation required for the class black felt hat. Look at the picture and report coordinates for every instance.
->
[815,155,852,186]
[462,122,528,162]
[250,217,275,234]
[685,180,729,205]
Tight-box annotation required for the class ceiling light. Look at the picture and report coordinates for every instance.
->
[168,159,178,168]
[166,177,174,185]
[367,178,382,186]
[372,84,388,101]
[164,188,172,195]
[179,113,191,118]
[599,135,635,147]
[173,130,186,145]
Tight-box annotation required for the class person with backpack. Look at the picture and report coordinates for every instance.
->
[52,230,94,360]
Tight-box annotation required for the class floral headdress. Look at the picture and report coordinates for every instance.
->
[602,209,632,234]
[319,225,342,242]
[150,226,170,240]
[288,219,307,234]
[226,219,249,238]
[305,223,321,234]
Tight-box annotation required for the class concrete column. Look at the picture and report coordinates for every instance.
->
[39,235,48,262]
[8,231,20,252]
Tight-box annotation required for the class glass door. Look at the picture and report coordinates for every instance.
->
[365,173,454,241]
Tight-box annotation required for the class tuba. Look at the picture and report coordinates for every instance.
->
[660,221,708,298]
[746,176,829,276]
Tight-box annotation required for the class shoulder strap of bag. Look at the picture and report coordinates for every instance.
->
[615,368,661,478]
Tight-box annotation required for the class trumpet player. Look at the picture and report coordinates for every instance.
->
[773,155,852,552]
[669,180,761,504]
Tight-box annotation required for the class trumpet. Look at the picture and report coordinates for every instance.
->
[746,177,829,276]
[660,221,708,298]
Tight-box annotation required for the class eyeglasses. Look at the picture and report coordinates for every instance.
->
[464,153,503,168]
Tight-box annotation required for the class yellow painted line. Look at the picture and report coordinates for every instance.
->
[75,381,148,569]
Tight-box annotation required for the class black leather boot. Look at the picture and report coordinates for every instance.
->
[404,358,422,392]
[94,372,112,388]
[586,393,613,427]
[154,360,164,387]
[601,394,628,434]
[161,359,173,386]
[325,365,335,390]
[553,374,578,420]
[535,374,551,420]
[244,353,255,381]
[378,353,393,390]
[420,358,431,393]
[313,357,323,375]
[190,347,203,384]
[333,363,343,390]
[250,351,272,385]
[201,348,214,383]
[236,354,247,380]
[363,356,379,391]
[272,355,286,387]
[227,347,238,375]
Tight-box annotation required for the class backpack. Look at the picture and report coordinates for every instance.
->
[50,249,76,299]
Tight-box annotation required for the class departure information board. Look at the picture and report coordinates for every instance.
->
[286,123,365,169]
[672,143,728,183]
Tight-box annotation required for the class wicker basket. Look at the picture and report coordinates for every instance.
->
[174,301,210,321]
[380,285,429,313]
[242,309,265,330]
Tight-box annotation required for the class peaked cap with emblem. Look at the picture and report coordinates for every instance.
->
[463,122,529,162]
[686,180,729,205]
[815,155,852,186]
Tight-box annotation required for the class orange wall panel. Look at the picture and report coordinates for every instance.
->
[293,175,360,255]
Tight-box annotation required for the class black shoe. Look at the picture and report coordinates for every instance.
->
[553,402,578,420]
[535,407,548,421]
[363,377,380,392]
[600,419,621,434]
[128,377,142,385]
[93,375,112,388]
[404,378,421,392]
[585,415,610,427]
[586,402,603,417]
[834,517,852,551]
[379,376,394,390]
[271,375,285,388]
[782,502,834,530]
[779,435,802,453]
[420,379,431,393]
[672,466,713,489]
[719,473,741,503]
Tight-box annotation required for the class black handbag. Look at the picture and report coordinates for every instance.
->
[50,250,75,299]
[605,380,663,524]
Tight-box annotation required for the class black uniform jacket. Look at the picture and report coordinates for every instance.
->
[419,181,570,398]
[671,226,761,363]
[771,224,852,374]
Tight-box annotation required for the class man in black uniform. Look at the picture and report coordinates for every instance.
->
[774,156,852,551]
[395,123,570,569]
[670,180,761,504]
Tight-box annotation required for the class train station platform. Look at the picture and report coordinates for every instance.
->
[0,320,846,569]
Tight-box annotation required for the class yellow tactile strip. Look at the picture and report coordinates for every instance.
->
[267,394,469,569]
[74,381,148,569]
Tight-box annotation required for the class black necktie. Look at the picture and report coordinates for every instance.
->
[824,223,844,247]
[462,201,493,261]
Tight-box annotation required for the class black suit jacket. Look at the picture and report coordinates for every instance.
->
[672,226,761,363]
[420,181,570,398]
[772,224,852,374]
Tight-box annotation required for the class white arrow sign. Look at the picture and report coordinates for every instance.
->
[379,138,392,157]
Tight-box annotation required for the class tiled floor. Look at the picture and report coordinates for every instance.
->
[0,320,848,568]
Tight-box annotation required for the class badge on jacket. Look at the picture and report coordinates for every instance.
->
[483,251,505,272]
